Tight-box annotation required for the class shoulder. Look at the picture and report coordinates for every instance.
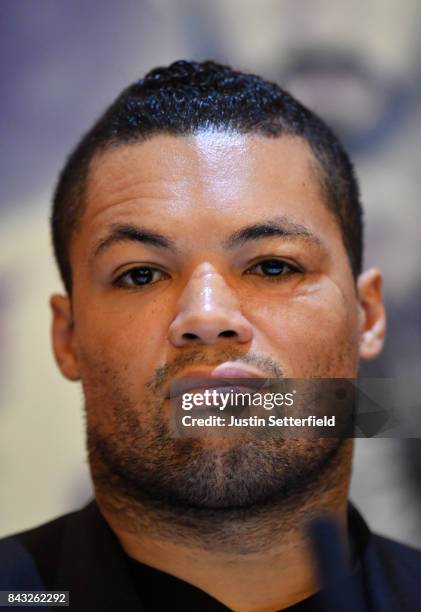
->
[361,531,421,611]
[0,503,92,589]
[370,531,421,583]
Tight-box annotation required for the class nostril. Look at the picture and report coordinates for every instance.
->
[219,330,237,338]
[182,332,199,340]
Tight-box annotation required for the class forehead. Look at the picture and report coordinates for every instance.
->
[82,132,328,229]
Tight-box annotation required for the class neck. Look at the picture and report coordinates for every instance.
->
[93,440,353,611]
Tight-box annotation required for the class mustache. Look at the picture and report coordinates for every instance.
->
[145,349,284,395]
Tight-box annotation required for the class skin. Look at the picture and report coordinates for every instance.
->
[51,133,385,611]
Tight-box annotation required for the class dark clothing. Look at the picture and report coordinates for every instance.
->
[0,499,420,611]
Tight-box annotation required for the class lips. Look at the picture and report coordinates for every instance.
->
[165,364,267,400]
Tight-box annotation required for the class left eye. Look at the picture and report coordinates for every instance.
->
[246,259,299,277]
[114,267,166,288]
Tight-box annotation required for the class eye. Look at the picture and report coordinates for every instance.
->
[114,266,167,288]
[246,258,301,279]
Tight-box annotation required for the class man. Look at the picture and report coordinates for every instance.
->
[0,60,419,611]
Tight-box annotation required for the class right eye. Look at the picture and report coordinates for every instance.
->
[114,266,168,288]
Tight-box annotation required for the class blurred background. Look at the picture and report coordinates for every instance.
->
[1,0,421,543]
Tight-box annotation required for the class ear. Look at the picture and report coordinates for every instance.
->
[357,268,386,360]
[50,294,80,381]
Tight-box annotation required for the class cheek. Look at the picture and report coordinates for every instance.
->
[74,300,170,396]
[250,280,360,376]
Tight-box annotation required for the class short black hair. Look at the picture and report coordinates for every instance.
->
[51,60,363,294]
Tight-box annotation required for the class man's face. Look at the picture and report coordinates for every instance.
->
[52,133,383,511]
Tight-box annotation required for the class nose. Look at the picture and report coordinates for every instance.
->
[168,263,253,347]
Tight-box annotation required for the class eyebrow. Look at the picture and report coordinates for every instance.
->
[222,217,322,249]
[92,216,323,259]
[93,223,178,257]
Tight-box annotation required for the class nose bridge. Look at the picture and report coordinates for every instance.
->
[168,262,253,346]
[178,263,237,312]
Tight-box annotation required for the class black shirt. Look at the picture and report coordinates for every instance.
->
[1,499,421,611]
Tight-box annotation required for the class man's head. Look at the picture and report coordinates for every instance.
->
[50,61,385,537]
